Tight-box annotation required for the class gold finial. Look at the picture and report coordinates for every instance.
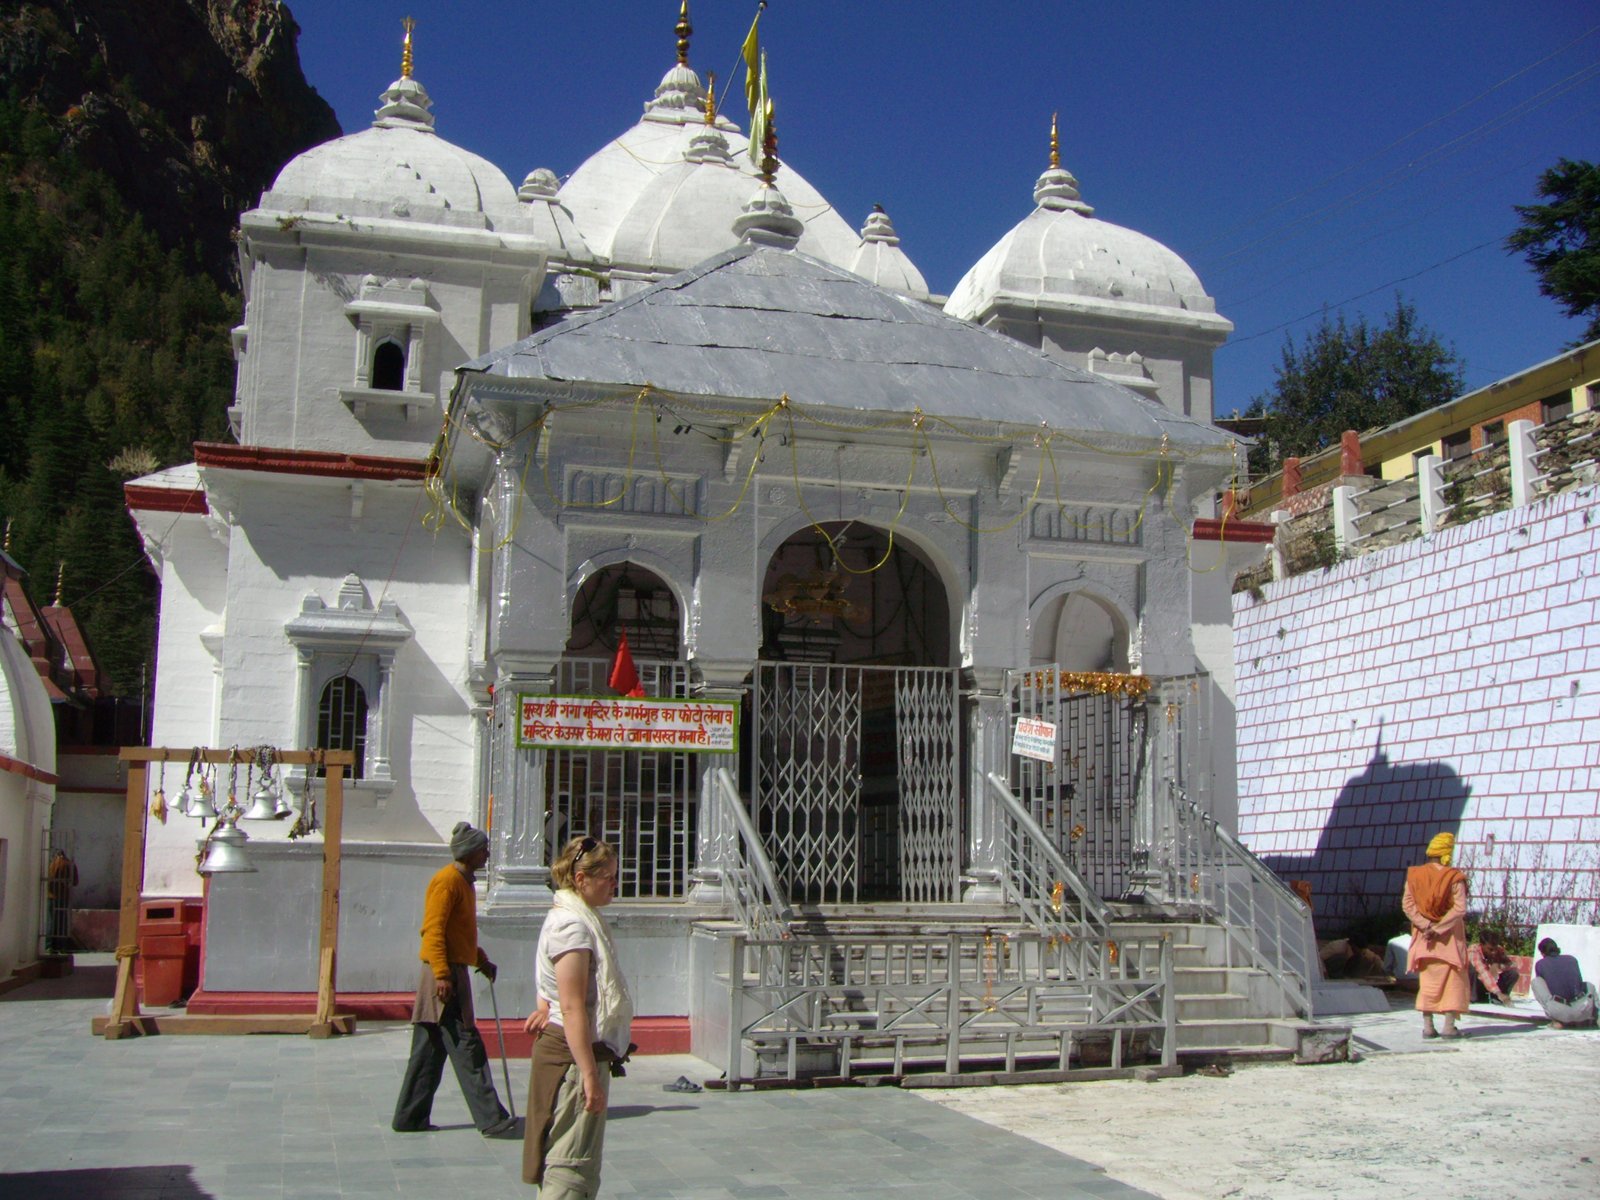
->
[2,517,11,553]
[53,561,65,606]
[705,71,716,125]
[1050,112,1060,170]
[761,111,778,186]
[401,16,416,80]
[676,1,692,66]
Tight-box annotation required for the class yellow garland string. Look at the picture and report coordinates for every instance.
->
[417,383,1263,575]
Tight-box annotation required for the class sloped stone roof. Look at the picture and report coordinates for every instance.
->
[462,244,1235,451]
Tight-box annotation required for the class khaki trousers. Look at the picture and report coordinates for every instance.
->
[538,1063,610,1198]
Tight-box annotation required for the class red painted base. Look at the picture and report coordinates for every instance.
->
[183,990,691,1055]
[480,1015,690,1058]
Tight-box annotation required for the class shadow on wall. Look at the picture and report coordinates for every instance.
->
[1263,729,1472,931]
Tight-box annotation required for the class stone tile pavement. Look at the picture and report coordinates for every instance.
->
[0,956,1159,1199]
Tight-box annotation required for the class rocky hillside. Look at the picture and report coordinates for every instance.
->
[0,1,337,699]
[1,0,339,284]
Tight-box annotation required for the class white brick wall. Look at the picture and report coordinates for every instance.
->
[1233,486,1600,929]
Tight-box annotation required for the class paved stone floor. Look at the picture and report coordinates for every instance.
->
[0,956,1158,1199]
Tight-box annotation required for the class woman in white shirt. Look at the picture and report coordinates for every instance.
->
[522,836,633,1198]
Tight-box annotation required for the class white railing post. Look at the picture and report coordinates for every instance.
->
[1508,419,1538,508]
[1416,454,1444,537]
[1331,484,1360,552]
[1269,509,1289,580]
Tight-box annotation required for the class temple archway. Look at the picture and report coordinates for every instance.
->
[754,522,959,904]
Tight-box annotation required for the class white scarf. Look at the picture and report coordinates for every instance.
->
[552,888,634,1057]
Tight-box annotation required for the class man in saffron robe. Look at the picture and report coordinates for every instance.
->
[1401,831,1469,1039]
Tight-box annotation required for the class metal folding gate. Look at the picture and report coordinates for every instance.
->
[544,658,697,898]
[1006,669,1208,903]
[752,663,960,904]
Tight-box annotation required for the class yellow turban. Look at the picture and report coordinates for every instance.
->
[1426,832,1455,864]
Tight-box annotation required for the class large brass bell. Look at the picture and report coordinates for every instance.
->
[198,813,257,875]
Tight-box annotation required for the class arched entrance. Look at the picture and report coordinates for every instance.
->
[754,522,960,904]
[547,563,693,898]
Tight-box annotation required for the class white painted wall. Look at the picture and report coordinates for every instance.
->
[1234,486,1600,928]
[1,622,54,980]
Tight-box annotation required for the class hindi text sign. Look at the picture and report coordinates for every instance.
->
[1012,716,1057,764]
[517,694,739,753]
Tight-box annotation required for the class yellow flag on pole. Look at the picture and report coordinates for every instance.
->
[741,6,763,114]
[748,52,771,168]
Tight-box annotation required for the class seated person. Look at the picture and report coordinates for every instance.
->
[1467,938,1519,1005]
[1532,938,1598,1028]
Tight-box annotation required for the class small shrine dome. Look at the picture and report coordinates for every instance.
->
[260,60,524,231]
[945,129,1228,334]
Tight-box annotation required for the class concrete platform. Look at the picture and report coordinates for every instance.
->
[0,956,1160,1200]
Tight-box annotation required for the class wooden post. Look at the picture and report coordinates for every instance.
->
[104,759,151,1038]
[310,753,351,1037]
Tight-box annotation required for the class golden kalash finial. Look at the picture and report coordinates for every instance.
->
[1050,111,1060,169]
[676,1,693,66]
[704,71,716,125]
[401,16,416,79]
[2,516,12,553]
[761,112,778,186]
[53,561,65,606]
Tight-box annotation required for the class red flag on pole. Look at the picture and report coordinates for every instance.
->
[609,627,645,697]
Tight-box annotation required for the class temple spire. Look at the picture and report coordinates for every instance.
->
[704,71,716,125]
[676,1,692,66]
[1033,111,1092,215]
[401,16,415,80]
[1050,111,1060,169]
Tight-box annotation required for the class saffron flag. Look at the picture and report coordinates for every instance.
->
[609,627,645,698]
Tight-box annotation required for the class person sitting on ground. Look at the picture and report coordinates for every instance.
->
[1531,938,1598,1029]
[1467,936,1520,1005]
[1401,832,1469,1039]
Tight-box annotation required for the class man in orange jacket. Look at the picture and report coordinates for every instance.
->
[391,821,516,1136]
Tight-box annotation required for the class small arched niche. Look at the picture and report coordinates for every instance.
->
[564,562,682,662]
[1032,589,1130,672]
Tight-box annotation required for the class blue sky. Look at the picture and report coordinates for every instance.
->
[285,1,1600,412]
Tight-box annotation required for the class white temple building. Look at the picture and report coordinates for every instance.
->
[125,12,1320,1073]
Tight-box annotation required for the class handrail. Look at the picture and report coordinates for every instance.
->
[725,930,1174,1083]
[707,766,793,941]
[986,771,1110,940]
[1167,786,1315,1019]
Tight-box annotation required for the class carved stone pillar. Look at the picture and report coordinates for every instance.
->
[962,666,1009,902]
[488,663,556,900]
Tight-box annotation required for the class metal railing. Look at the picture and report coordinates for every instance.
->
[1165,785,1316,1018]
[725,930,1174,1084]
[987,771,1110,950]
[705,767,793,943]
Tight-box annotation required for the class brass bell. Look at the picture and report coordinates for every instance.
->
[198,814,257,875]
[241,777,280,821]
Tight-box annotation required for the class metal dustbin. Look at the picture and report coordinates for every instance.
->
[137,900,193,1006]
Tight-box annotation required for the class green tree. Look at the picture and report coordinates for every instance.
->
[1507,157,1600,343]
[1247,298,1465,474]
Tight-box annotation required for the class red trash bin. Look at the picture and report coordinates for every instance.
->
[137,900,195,1006]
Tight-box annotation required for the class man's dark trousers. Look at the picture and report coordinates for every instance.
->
[392,989,509,1132]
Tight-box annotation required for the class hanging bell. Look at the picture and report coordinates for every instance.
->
[198,815,257,875]
[190,778,218,820]
[177,783,195,814]
[241,777,280,821]
[272,777,292,819]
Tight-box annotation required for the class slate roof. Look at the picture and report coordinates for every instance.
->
[461,244,1235,452]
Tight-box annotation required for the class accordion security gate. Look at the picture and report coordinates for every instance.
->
[752,663,960,905]
[543,658,697,898]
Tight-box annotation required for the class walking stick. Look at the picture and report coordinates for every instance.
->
[487,975,517,1120]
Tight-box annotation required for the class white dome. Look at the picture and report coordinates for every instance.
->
[261,76,525,230]
[848,208,929,301]
[559,63,859,269]
[946,164,1229,333]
